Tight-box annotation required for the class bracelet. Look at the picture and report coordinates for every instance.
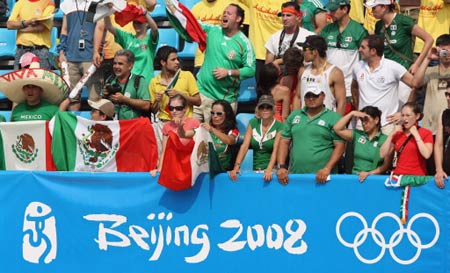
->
[415,138,422,142]
[143,10,148,16]
[234,162,241,166]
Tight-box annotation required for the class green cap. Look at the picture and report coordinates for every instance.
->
[326,0,350,11]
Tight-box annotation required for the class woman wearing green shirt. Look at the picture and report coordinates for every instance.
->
[334,106,390,182]
[229,95,283,182]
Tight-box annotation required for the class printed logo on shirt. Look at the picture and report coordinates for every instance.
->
[373,141,379,147]
[345,37,353,42]
[140,44,148,51]
[390,25,397,31]
[227,50,237,60]
[293,115,301,124]
[358,136,366,144]
[318,119,326,126]
[359,73,365,80]
[376,76,386,84]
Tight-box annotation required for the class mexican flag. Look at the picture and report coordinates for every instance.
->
[158,127,223,191]
[49,112,158,172]
[0,121,56,170]
[165,0,207,52]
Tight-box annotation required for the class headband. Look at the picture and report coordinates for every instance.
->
[281,7,302,17]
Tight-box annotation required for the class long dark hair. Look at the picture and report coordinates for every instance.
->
[361,106,382,130]
[210,100,236,133]
[256,63,279,96]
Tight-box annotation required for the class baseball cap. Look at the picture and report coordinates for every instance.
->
[88,99,115,119]
[304,85,323,96]
[364,0,393,8]
[257,95,275,108]
[326,0,350,11]
[297,35,328,52]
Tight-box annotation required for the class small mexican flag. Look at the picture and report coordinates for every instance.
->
[0,121,56,170]
[50,112,158,172]
[165,0,207,52]
[158,127,223,191]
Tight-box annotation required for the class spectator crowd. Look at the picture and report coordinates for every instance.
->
[0,0,449,188]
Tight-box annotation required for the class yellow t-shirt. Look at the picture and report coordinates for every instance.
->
[191,0,250,67]
[149,70,199,121]
[414,0,450,53]
[8,0,55,47]
[349,0,365,24]
[240,0,284,60]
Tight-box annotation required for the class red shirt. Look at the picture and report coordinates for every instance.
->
[392,127,433,175]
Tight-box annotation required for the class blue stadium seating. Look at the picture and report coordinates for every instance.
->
[0,28,16,60]
[0,70,13,101]
[54,0,64,20]
[236,113,254,143]
[156,28,180,51]
[0,110,11,122]
[151,0,168,21]
[238,77,257,103]
[240,149,254,174]
[6,0,15,17]
[178,40,197,60]
[70,111,91,120]
[180,0,199,9]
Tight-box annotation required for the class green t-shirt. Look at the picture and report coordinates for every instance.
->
[108,74,150,120]
[197,23,256,102]
[300,0,325,32]
[281,107,343,174]
[321,19,367,51]
[0,115,5,122]
[352,129,387,174]
[375,14,415,69]
[115,29,158,83]
[211,128,239,170]
[249,118,284,170]
[11,100,59,121]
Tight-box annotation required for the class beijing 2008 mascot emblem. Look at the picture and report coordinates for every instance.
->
[23,202,57,264]
[78,123,118,169]
[12,133,38,163]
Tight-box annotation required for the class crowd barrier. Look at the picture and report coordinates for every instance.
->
[1,171,449,273]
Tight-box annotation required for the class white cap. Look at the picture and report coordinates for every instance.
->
[304,85,323,96]
[364,0,393,8]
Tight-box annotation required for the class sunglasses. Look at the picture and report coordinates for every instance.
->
[258,104,273,110]
[169,105,185,111]
[359,116,370,123]
[445,92,450,97]
[336,33,342,49]
[302,47,313,52]
[304,93,320,99]
[210,111,224,116]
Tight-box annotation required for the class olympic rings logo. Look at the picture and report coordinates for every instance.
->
[335,212,440,265]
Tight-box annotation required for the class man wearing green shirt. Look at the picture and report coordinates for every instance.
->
[277,85,345,184]
[11,84,59,122]
[102,50,150,120]
[194,4,256,122]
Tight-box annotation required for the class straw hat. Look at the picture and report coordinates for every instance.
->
[0,57,69,105]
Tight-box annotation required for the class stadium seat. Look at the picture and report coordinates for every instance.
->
[6,0,15,17]
[0,70,13,101]
[240,149,254,174]
[54,0,64,20]
[71,111,91,120]
[156,28,180,51]
[0,110,11,122]
[0,28,16,60]
[178,40,197,60]
[238,77,257,103]
[151,0,168,21]
[236,113,254,143]
[180,0,198,9]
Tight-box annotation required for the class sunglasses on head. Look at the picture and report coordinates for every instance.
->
[210,111,224,116]
[169,105,184,111]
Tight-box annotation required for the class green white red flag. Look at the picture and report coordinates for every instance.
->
[165,0,207,52]
[0,121,56,170]
[49,112,158,172]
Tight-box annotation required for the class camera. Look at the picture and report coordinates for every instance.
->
[78,39,85,50]
[439,49,449,58]
[103,83,122,98]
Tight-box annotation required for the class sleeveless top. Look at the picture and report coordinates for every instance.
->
[274,101,283,122]
[300,64,337,111]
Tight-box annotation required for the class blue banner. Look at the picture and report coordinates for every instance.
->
[1,171,449,273]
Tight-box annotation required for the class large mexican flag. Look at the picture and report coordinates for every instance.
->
[50,112,158,172]
[0,121,56,170]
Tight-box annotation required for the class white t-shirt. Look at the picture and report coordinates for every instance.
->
[301,63,337,111]
[352,57,407,126]
[265,27,315,58]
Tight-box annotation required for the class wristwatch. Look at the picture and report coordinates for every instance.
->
[277,164,288,170]
[228,69,232,77]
